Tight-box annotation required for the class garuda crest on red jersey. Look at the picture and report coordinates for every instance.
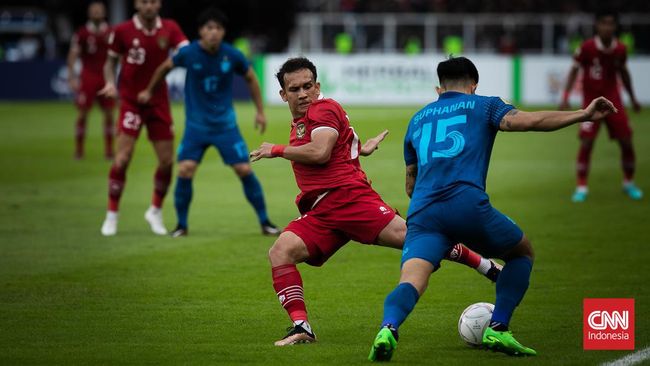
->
[157,36,168,49]
[296,123,306,139]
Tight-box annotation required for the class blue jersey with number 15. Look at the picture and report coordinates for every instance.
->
[404,91,514,218]
[172,40,249,132]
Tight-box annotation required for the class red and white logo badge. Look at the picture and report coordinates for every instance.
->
[583,298,634,350]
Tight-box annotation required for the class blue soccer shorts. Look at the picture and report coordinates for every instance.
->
[177,126,250,165]
[402,185,524,267]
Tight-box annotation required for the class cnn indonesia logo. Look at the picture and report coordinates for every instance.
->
[583,298,635,350]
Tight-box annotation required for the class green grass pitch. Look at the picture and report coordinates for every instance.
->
[0,101,648,365]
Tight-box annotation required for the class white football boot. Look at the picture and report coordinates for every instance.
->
[145,206,168,235]
[101,211,118,236]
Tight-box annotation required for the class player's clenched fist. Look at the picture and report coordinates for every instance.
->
[584,96,617,121]
[98,82,117,99]
[137,89,153,105]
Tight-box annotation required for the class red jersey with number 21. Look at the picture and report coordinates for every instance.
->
[289,98,370,211]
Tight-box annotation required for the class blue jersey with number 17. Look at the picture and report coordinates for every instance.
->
[172,40,249,132]
[404,91,514,218]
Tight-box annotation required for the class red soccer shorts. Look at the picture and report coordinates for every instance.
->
[284,184,397,267]
[76,74,115,111]
[117,98,174,141]
[580,93,631,140]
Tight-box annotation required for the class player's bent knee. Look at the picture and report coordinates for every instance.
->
[114,152,133,169]
[375,216,406,249]
[502,235,535,263]
[158,158,174,170]
[268,232,309,265]
[399,258,435,295]
[178,161,197,178]
[232,163,252,178]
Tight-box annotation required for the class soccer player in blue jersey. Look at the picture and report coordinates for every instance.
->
[368,57,617,361]
[138,8,279,237]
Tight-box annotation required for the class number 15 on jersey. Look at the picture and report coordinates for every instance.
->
[417,115,467,165]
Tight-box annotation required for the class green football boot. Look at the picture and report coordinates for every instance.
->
[368,326,398,362]
[482,327,537,356]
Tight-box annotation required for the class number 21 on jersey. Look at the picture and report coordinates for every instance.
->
[417,114,466,165]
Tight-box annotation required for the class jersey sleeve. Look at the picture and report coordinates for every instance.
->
[107,27,125,56]
[619,44,628,65]
[573,43,587,65]
[308,101,343,133]
[403,124,417,166]
[486,97,515,129]
[168,21,188,49]
[231,47,250,76]
[171,44,190,68]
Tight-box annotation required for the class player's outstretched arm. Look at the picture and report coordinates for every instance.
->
[137,57,174,104]
[499,97,617,132]
[250,129,338,164]
[98,53,119,98]
[244,68,267,134]
[405,164,417,198]
[560,64,579,110]
[360,130,389,157]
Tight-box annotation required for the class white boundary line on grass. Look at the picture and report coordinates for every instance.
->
[600,346,650,366]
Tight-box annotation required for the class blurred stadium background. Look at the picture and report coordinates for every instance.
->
[0,1,648,365]
[1,0,649,103]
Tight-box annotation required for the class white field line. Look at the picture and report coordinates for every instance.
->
[601,346,650,366]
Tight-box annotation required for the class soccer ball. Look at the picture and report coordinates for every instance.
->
[458,302,494,346]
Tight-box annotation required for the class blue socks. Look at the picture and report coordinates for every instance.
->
[174,173,269,229]
[491,256,533,326]
[174,177,193,229]
[241,173,269,224]
[382,282,420,329]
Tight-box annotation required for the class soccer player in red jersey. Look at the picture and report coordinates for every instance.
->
[250,57,503,346]
[561,11,643,202]
[98,0,188,236]
[67,1,115,160]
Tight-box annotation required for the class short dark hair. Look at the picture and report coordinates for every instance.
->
[197,8,228,28]
[276,57,318,89]
[88,1,106,8]
[595,10,618,24]
[437,56,479,87]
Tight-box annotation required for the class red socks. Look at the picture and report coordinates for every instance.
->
[577,139,636,185]
[620,141,635,182]
[109,165,171,211]
[152,166,172,208]
[104,117,114,159]
[75,117,86,158]
[108,164,126,211]
[446,243,482,269]
[576,141,594,187]
[272,264,308,322]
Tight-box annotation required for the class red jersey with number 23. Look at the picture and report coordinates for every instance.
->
[289,98,370,212]
[574,36,627,99]
[108,16,187,105]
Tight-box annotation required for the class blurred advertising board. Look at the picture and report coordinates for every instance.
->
[263,54,512,106]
